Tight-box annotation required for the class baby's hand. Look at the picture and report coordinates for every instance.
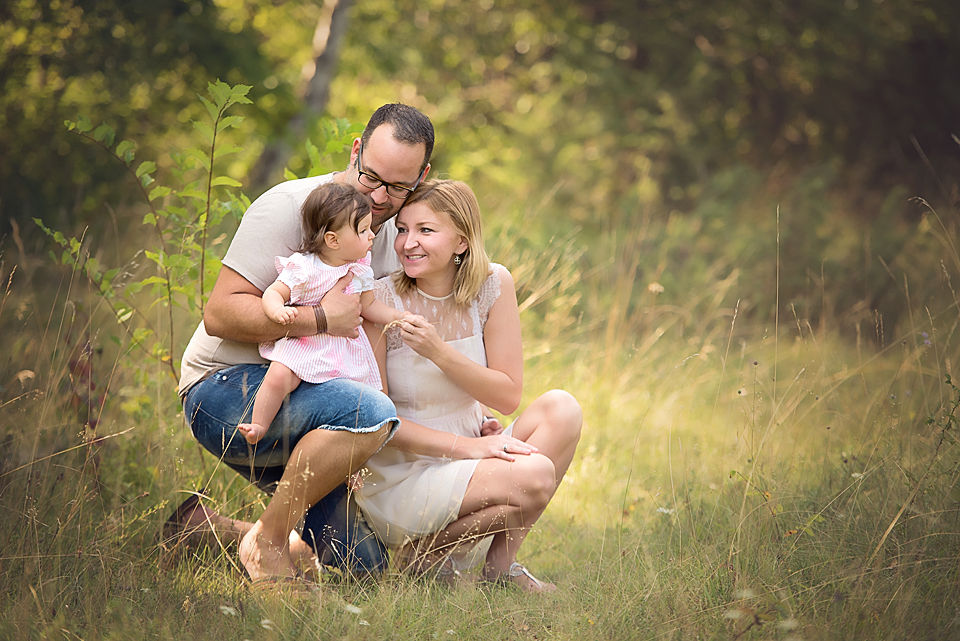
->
[347,469,366,491]
[272,306,298,325]
[480,416,503,437]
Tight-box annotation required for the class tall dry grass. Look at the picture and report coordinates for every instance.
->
[2,184,960,639]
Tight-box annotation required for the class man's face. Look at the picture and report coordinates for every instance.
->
[345,124,430,230]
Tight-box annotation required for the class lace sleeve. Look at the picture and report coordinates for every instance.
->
[476,264,504,329]
[373,277,405,352]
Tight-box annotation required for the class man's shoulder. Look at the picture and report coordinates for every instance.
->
[254,173,336,204]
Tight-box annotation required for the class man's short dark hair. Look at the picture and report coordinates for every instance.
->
[361,103,435,174]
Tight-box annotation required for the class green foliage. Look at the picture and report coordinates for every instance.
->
[284,117,363,181]
[34,80,252,380]
[0,0,291,242]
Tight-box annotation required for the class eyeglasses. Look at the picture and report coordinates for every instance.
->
[356,142,425,199]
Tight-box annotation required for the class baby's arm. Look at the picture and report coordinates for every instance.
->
[359,290,407,326]
[262,280,298,325]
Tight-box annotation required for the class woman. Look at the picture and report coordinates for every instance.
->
[357,179,582,592]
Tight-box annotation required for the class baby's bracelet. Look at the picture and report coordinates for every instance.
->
[447,434,459,460]
[313,304,327,335]
[483,415,495,423]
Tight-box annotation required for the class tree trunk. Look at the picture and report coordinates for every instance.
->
[247,0,353,194]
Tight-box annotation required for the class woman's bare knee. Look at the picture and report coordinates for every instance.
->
[519,454,557,509]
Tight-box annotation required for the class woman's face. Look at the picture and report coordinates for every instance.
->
[394,202,467,285]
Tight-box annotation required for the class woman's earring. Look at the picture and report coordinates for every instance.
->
[454,254,463,266]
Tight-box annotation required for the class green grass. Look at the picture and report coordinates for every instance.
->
[3,199,960,640]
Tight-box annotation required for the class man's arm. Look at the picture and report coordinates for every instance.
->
[204,266,363,342]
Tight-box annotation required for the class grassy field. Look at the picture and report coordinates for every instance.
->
[2,196,959,640]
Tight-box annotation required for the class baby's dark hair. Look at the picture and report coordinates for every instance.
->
[299,182,372,255]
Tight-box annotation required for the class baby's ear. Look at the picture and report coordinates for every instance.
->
[324,230,340,250]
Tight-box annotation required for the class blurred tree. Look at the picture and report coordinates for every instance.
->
[0,0,290,247]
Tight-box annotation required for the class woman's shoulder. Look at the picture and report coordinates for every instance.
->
[488,263,513,287]
[480,263,513,295]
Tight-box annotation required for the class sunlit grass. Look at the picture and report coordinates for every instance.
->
[2,193,960,639]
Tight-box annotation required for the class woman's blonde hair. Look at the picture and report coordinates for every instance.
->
[392,179,490,307]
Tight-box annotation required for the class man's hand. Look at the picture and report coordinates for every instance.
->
[320,274,362,338]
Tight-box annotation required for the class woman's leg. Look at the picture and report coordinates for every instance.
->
[239,362,301,444]
[412,390,582,591]
[509,389,582,484]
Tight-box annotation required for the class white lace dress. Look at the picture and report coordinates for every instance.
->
[356,265,505,552]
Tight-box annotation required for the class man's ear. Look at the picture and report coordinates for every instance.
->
[349,138,362,167]
[420,162,432,182]
[324,230,340,250]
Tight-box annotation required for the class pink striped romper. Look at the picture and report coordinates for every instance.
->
[258,251,382,389]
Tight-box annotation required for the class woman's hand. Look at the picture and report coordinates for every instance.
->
[398,314,445,360]
[456,434,538,462]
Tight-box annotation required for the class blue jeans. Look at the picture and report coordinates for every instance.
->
[183,363,396,574]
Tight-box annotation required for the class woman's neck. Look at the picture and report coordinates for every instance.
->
[414,272,456,299]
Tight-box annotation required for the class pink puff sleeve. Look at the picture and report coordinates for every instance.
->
[345,252,375,295]
[274,253,310,304]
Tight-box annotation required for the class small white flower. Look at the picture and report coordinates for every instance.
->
[446,631,457,636]
[261,619,277,631]
[657,507,675,515]
[219,605,238,617]
[359,620,370,626]
[778,618,800,630]
[851,473,863,479]
[344,603,362,615]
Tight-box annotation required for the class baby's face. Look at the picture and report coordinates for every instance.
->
[336,212,376,260]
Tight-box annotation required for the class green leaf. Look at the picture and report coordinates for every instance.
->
[180,189,207,200]
[186,148,211,171]
[283,167,298,181]
[148,186,171,201]
[76,116,93,133]
[116,307,134,323]
[306,139,321,168]
[213,144,243,160]
[116,140,136,165]
[140,174,155,187]
[228,84,253,105]
[208,80,229,109]
[199,95,218,123]
[135,161,156,178]
[217,116,244,132]
[211,176,242,188]
[192,121,215,144]
[143,213,156,226]
[94,123,115,147]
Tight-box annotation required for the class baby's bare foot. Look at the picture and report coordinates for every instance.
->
[238,423,267,444]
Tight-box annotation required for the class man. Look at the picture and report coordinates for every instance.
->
[172,103,433,581]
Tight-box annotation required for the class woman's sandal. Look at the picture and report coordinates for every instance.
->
[486,562,557,593]
[407,552,474,588]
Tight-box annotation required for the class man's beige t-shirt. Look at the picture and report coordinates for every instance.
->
[177,173,401,397]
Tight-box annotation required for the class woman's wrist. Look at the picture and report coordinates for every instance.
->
[446,434,460,459]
